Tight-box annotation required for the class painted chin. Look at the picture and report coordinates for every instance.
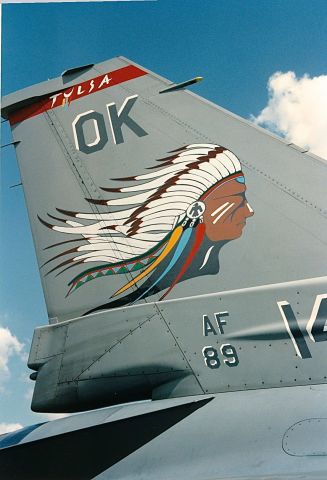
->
[230,231,242,240]
[204,218,248,242]
[206,226,245,242]
[228,222,246,240]
[236,221,246,232]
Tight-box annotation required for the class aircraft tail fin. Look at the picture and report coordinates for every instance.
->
[4,57,327,411]
[2,57,326,324]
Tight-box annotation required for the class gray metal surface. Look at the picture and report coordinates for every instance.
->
[2,387,327,479]
[2,56,326,322]
[95,386,327,480]
[26,275,327,412]
[1,57,327,480]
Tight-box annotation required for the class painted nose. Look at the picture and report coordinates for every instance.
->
[246,202,254,217]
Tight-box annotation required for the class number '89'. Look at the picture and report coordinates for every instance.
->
[202,344,239,369]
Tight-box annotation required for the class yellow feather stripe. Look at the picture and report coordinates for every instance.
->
[111,226,183,298]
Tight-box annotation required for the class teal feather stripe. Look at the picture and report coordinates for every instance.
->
[66,244,166,296]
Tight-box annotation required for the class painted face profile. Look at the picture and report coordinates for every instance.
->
[203,176,254,242]
[40,144,254,308]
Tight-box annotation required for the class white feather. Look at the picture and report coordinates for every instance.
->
[199,161,223,179]
[81,255,122,263]
[133,232,169,241]
[210,157,230,178]
[223,150,241,171]
[77,243,145,254]
[74,249,136,260]
[144,198,190,210]
[66,220,83,227]
[119,173,177,192]
[76,207,137,221]
[170,153,206,164]
[161,192,198,200]
[137,219,175,230]
[47,144,244,270]
[179,174,209,190]
[136,224,173,234]
[134,163,185,180]
[185,144,218,149]
[104,189,156,206]
[208,159,223,180]
[140,209,183,221]
[218,153,237,174]
[187,170,212,188]
[167,184,203,195]
[198,165,219,183]
[176,178,207,191]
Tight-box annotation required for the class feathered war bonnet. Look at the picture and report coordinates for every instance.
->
[40,144,243,300]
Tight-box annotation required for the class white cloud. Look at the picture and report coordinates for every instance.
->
[253,71,327,160]
[0,422,23,434]
[0,326,24,381]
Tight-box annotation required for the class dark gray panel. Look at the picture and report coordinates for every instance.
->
[0,398,211,480]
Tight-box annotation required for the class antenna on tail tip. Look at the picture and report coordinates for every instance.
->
[159,76,203,94]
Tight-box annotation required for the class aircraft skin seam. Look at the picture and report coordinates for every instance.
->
[36,277,326,327]
[65,369,188,384]
[187,87,327,165]
[73,311,160,381]
[43,111,98,200]
[77,165,206,384]
[153,303,205,394]
[119,84,326,217]
[146,277,327,306]
[119,54,319,162]
[109,57,327,170]
[43,110,138,287]
[240,159,327,217]
[282,417,327,457]
[118,82,213,144]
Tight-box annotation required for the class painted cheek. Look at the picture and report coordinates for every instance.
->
[211,202,235,224]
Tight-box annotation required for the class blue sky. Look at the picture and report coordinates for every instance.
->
[1,0,326,429]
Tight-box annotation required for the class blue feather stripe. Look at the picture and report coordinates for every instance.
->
[133,227,193,302]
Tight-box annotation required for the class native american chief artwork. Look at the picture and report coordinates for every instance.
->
[40,144,254,308]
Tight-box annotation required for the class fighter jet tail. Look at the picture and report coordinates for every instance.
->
[2,57,326,412]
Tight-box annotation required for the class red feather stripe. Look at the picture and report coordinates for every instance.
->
[159,222,206,301]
